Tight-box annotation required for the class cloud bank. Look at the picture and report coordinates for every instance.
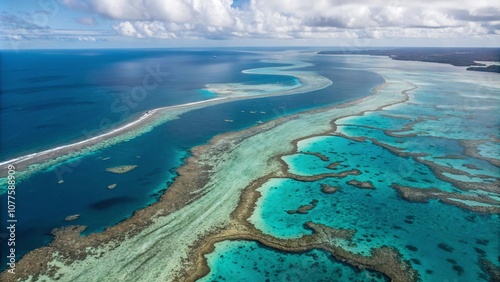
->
[59,0,500,41]
[0,11,106,44]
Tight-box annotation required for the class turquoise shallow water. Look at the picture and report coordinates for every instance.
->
[337,111,412,131]
[251,177,498,281]
[281,153,333,176]
[200,240,389,282]
[477,142,500,159]
[211,57,499,281]
[291,135,459,191]
[336,123,499,181]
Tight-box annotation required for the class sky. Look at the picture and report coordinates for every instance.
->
[0,0,499,49]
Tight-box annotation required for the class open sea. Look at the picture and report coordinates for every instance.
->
[0,49,383,269]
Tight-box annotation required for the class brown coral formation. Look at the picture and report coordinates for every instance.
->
[64,214,80,221]
[105,165,138,174]
[347,179,375,189]
[287,199,319,214]
[321,184,339,194]
[393,184,500,214]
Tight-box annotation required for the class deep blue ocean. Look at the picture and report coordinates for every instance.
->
[0,49,383,268]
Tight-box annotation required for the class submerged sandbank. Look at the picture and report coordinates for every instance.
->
[206,60,331,97]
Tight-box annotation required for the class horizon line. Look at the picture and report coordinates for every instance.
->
[1,45,499,51]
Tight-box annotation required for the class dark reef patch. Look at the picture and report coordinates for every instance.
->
[287,199,319,215]
[438,243,454,253]
[89,196,135,210]
[406,245,418,252]
[346,179,375,189]
[452,265,464,276]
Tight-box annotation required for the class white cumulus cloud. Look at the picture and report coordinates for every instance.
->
[63,0,500,41]
[114,21,143,38]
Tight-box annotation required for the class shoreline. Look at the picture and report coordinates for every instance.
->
[0,77,412,282]
[0,60,332,184]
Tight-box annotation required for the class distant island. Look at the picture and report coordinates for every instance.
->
[466,65,500,73]
[318,48,500,73]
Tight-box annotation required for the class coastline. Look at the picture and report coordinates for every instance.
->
[0,77,418,282]
[0,60,332,186]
